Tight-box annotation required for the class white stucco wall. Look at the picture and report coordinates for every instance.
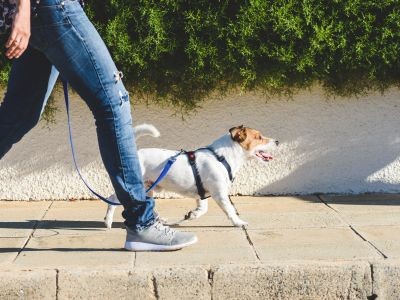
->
[0,86,399,200]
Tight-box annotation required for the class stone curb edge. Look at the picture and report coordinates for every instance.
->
[0,260,399,299]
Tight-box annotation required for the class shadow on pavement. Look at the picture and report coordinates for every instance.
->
[0,247,126,253]
[0,220,125,230]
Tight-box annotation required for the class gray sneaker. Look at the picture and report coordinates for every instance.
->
[124,220,198,251]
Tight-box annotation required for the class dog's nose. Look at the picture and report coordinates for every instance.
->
[275,140,279,146]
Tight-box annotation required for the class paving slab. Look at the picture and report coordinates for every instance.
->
[136,228,257,267]
[154,198,233,227]
[233,195,328,211]
[247,227,381,261]
[40,200,125,231]
[356,225,400,259]
[0,237,29,266]
[0,201,50,237]
[7,200,133,268]
[139,198,238,270]
[232,196,346,229]
[320,194,400,226]
[13,229,134,268]
[0,201,50,265]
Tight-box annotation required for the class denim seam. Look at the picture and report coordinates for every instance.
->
[64,13,133,198]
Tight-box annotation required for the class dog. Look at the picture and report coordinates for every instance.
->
[104,124,279,228]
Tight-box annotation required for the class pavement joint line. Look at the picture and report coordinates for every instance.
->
[56,268,59,300]
[152,274,159,300]
[229,196,261,261]
[12,200,54,263]
[368,262,378,300]
[317,195,388,259]
[207,268,214,300]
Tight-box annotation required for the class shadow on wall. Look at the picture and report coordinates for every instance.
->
[256,133,400,195]
[318,194,400,206]
[250,91,400,194]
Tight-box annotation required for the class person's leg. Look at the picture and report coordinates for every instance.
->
[0,46,58,159]
[28,0,197,250]
[30,0,155,230]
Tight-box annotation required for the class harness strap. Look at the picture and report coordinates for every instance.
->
[205,147,233,181]
[186,151,207,200]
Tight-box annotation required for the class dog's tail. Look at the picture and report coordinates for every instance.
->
[134,123,160,139]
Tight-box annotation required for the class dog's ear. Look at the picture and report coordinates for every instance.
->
[229,125,247,143]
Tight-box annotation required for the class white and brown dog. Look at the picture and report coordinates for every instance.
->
[104,124,279,228]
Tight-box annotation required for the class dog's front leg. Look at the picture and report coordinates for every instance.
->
[213,193,248,227]
[184,198,209,220]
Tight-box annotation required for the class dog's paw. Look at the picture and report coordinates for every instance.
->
[232,220,248,227]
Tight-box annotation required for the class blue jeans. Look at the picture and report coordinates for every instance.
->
[0,0,155,230]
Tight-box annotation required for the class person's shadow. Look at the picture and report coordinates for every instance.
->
[0,220,126,253]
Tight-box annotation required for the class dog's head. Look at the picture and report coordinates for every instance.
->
[229,125,279,162]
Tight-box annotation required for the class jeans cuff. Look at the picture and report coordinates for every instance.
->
[132,214,157,231]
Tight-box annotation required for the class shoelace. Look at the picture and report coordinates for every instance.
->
[154,221,175,238]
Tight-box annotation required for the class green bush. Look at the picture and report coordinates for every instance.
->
[2,0,400,111]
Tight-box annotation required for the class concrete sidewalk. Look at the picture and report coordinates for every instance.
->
[0,195,399,299]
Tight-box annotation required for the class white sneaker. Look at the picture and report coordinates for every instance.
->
[124,220,198,251]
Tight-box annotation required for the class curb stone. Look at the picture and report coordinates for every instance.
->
[57,267,210,300]
[0,269,56,299]
[212,262,372,300]
[1,261,400,299]
[372,259,400,300]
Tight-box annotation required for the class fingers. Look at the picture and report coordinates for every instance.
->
[6,35,22,57]
[5,30,18,48]
[13,36,29,59]
[5,34,29,59]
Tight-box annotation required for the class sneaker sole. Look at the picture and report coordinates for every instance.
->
[124,236,198,251]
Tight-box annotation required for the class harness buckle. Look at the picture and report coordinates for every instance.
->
[187,151,196,162]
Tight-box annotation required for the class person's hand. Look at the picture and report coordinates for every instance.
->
[5,0,31,59]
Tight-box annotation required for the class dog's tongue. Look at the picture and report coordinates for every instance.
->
[256,151,273,161]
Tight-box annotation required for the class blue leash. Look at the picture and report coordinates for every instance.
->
[144,150,184,192]
[62,79,180,206]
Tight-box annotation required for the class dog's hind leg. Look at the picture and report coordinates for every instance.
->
[104,193,120,229]
[212,192,248,227]
[104,204,116,229]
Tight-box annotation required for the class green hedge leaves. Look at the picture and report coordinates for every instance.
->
[1,0,400,110]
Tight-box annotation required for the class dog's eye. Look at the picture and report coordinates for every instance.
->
[258,136,262,140]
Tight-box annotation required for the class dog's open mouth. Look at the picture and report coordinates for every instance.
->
[255,150,273,161]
